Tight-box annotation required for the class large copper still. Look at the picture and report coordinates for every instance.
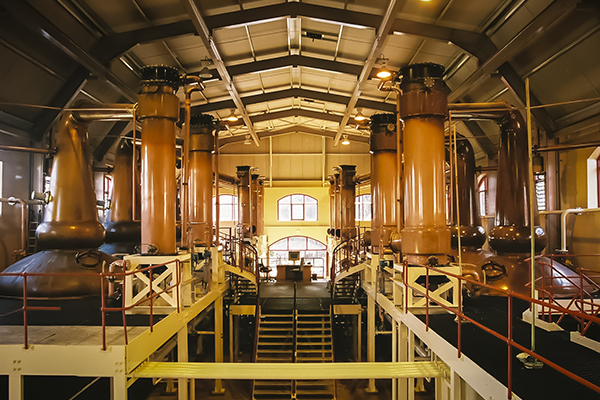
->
[101,138,141,255]
[0,104,133,297]
[188,114,215,247]
[138,66,181,255]
[369,113,397,253]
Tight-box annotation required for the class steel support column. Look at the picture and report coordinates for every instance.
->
[213,295,225,394]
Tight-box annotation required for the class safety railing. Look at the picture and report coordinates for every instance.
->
[0,258,182,351]
[526,254,600,335]
[398,261,600,399]
[330,229,369,283]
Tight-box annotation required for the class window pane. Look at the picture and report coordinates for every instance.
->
[305,204,317,221]
[364,205,372,220]
[221,206,232,221]
[280,195,291,204]
[233,205,238,221]
[288,236,306,250]
[270,239,288,250]
[364,194,371,202]
[279,204,291,221]
[305,196,317,204]
[291,194,304,204]
[292,204,304,220]
[307,238,326,249]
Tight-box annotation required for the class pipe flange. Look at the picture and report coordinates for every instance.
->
[190,114,215,128]
[399,63,445,84]
[140,65,181,88]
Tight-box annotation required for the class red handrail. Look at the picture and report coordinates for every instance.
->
[402,261,600,398]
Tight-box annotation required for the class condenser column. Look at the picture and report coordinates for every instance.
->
[399,63,450,259]
[339,165,357,241]
[188,114,215,247]
[370,113,397,253]
[138,66,181,255]
[236,165,252,239]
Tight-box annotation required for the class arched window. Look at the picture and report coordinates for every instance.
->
[478,175,488,216]
[213,194,238,221]
[268,236,328,278]
[587,147,600,208]
[355,194,371,221]
[278,194,318,221]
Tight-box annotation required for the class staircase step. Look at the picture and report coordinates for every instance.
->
[259,335,293,339]
[296,328,331,332]
[257,349,293,354]
[255,380,292,386]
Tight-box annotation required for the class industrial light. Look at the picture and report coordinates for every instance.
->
[199,66,212,79]
[341,135,350,145]
[226,110,239,122]
[354,109,367,121]
[376,65,392,79]
[244,135,252,145]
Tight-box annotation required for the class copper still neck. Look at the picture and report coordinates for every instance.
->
[36,113,105,250]
[339,165,357,241]
[370,113,398,253]
[188,114,215,247]
[236,165,252,238]
[138,65,181,255]
[399,63,450,257]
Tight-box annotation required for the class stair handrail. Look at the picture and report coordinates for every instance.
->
[253,303,261,363]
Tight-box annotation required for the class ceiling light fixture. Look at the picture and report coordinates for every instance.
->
[341,135,350,145]
[226,110,239,122]
[375,54,392,80]
[354,109,367,121]
[199,56,214,79]
[244,135,252,145]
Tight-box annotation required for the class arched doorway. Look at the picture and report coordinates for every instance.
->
[268,236,328,278]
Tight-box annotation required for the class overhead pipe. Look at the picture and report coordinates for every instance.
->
[399,63,450,260]
[101,139,141,255]
[0,197,39,255]
[0,145,54,155]
[369,113,397,253]
[138,66,181,255]
[534,142,600,153]
[559,208,600,253]
[188,114,215,248]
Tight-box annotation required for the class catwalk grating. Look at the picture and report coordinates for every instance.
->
[419,296,600,399]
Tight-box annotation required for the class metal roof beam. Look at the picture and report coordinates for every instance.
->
[182,0,260,146]
[252,109,343,124]
[219,126,369,146]
[227,55,363,77]
[334,0,403,146]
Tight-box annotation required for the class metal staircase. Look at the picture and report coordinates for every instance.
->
[295,309,336,400]
[253,311,294,400]
[333,275,360,304]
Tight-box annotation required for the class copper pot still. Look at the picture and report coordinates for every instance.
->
[0,109,116,298]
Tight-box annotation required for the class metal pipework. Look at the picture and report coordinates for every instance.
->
[0,197,30,253]
[399,63,450,257]
[327,175,336,236]
[333,171,341,238]
[102,139,141,254]
[488,110,546,254]
[0,145,54,155]
[450,139,486,249]
[236,165,252,238]
[138,65,181,255]
[68,103,135,122]
[370,113,397,253]
[188,114,215,248]
[340,165,357,241]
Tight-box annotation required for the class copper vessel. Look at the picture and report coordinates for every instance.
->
[102,138,141,254]
[236,165,252,238]
[339,165,357,241]
[0,108,120,297]
[370,113,397,253]
[399,63,450,259]
[138,66,181,255]
[188,114,215,247]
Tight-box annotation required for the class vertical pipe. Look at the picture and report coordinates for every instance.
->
[188,114,215,247]
[138,66,181,255]
[399,63,450,259]
[236,166,252,238]
[214,130,220,243]
[526,78,537,352]
[339,165,357,241]
[256,177,265,236]
[370,113,397,253]
[328,176,336,236]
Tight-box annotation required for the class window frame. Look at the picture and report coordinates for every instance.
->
[213,194,238,222]
[277,194,318,222]
[478,175,488,217]
[355,193,372,221]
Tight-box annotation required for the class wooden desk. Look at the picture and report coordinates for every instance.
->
[276,265,312,282]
